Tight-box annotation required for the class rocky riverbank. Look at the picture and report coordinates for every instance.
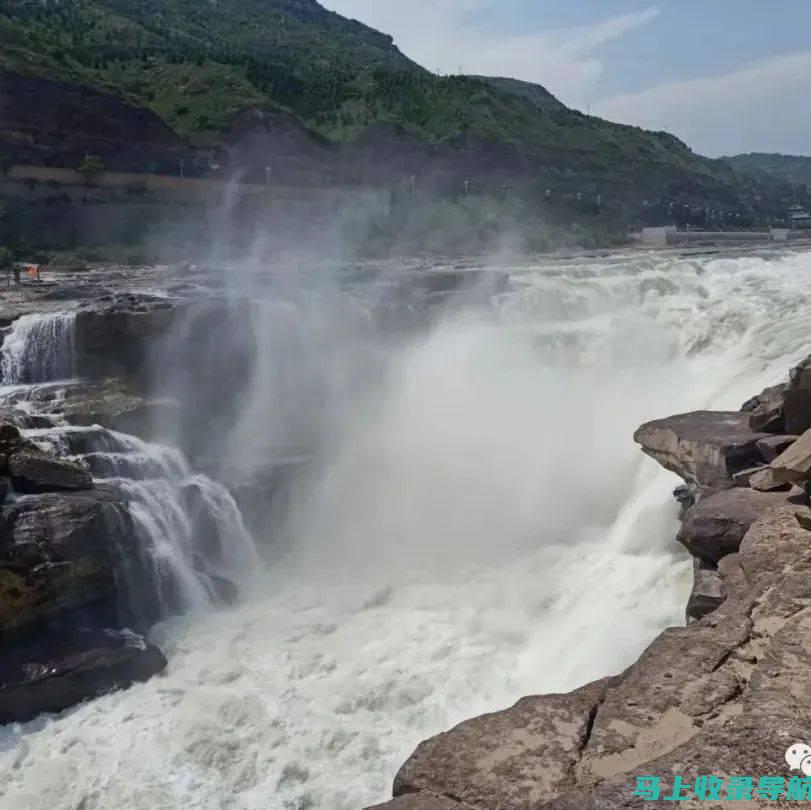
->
[371,357,811,808]
[0,277,258,724]
[0,261,513,727]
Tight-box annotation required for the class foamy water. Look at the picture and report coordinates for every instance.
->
[2,249,811,810]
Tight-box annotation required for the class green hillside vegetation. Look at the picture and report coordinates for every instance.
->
[724,153,811,191]
[0,0,749,193]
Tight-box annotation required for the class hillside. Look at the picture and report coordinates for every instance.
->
[724,153,811,190]
[0,0,790,225]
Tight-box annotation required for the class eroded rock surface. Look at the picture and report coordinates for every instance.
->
[0,487,146,636]
[0,628,167,724]
[676,487,796,563]
[380,354,811,808]
[384,507,811,808]
[9,450,92,493]
[634,411,770,488]
[392,679,613,809]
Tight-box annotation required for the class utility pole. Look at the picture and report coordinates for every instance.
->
[179,159,185,180]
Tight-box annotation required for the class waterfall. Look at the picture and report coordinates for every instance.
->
[1,310,258,622]
[26,423,259,617]
[0,311,77,384]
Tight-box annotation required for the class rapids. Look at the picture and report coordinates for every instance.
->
[2,248,811,810]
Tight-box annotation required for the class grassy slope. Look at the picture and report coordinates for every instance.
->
[0,0,763,201]
[724,153,811,190]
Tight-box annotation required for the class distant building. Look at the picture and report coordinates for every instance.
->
[787,203,811,229]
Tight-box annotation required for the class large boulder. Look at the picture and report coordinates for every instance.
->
[770,428,811,483]
[9,450,93,494]
[685,558,725,622]
[634,411,771,488]
[747,385,785,432]
[0,488,153,636]
[781,388,811,435]
[392,679,613,808]
[0,628,166,725]
[755,434,797,462]
[676,487,796,563]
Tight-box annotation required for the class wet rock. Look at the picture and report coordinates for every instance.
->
[634,411,770,488]
[74,297,175,382]
[769,428,811,483]
[25,378,180,441]
[686,558,725,622]
[0,628,166,725]
[0,422,20,444]
[755,434,797,462]
[9,450,92,494]
[0,488,148,636]
[392,679,612,808]
[676,488,795,563]
[781,387,811,435]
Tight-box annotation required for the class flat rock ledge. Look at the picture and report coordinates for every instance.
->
[373,357,811,809]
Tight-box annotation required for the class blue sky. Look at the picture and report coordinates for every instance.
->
[323,1,811,157]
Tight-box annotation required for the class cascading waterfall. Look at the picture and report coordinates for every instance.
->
[4,250,811,810]
[0,311,258,620]
[0,311,77,384]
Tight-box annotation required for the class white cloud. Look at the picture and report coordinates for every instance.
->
[323,1,659,108]
[595,50,811,157]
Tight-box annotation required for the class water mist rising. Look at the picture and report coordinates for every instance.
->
[4,249,811,810]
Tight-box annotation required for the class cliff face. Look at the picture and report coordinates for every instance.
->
[372,362,811,809]
[0,69,197,173]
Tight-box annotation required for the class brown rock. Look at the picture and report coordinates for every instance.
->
[748,467,789,492]
[685,558,725,622]
[782,387,811,435]
[393,679,612,808]
[676,488,794,563]
[634,411,770,488]
[387,507,811,809]
[755,434,797,462]
[748,396,784,433]
[770,427,811,483]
